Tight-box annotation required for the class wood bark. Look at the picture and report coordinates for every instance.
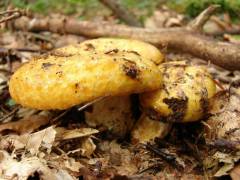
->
[12,16,240,71]
[99,0,142,27]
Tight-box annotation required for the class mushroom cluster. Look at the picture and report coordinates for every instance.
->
[9,38,217,142]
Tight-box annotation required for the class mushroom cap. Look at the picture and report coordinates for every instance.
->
[56,38,164,65]
[140,61,216,123]
[9,39,162,110]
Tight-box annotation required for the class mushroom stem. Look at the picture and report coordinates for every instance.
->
[85,96,135,138]
[131,113,172,143]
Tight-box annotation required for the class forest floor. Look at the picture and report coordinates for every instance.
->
[1,1,240,179]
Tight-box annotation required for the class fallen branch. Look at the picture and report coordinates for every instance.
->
[99,0,142,27]
[206,25,240,36]
[0,9,28,24]
[11,6,240,71]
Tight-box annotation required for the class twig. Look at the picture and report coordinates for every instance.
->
[138,163,163,174]
[0,106,19,122]
[207,139,239,151]
[99,0,142,27]
[24,32,55,44]
[144,143,175,161]
[0,9,28,24]
[210,16,229,30]
[207,26,240,36]
[0,9,21,16]
[205,15,240,35]
[188,4,220,32]
[212,79,225,90]
[143,143,183,170]
[50,109,70,124]
[14,48,47,53]
[77,96,106,111]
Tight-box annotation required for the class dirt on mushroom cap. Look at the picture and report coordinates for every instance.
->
[9,39,162,110]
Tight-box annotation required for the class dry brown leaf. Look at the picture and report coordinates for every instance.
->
[54,127,98,157]
[16,108,39,119]
[230,164,240,180]
[212,151,240,177]
[0,150,78,180]
[0,115,50,134]
[0,126,56,154]
[204,91,240,176]
[99,141,138,175]
[0,151,55,180]
[65,137,96,158]
[214,163,234,177]
[204,90,240,148]
[0,134,26,150]
[79,137,96,157]
[48,155,83,176]
[25,126,56,154]
[54,169,77,180]
[62,157,83,172]
[55,127,98,140]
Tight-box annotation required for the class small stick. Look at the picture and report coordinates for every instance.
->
[0,9,28,24]
[50,109,70,124]
[0,106,19,122]
[77,96,106,111]
[188,5,220,32]
[143,143,184,170]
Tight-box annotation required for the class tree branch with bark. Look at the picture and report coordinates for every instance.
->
[9,5,240,71]
[98,0,142,27]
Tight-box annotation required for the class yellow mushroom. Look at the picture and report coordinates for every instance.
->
[140,61,216,123]
[9,38,162,110]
